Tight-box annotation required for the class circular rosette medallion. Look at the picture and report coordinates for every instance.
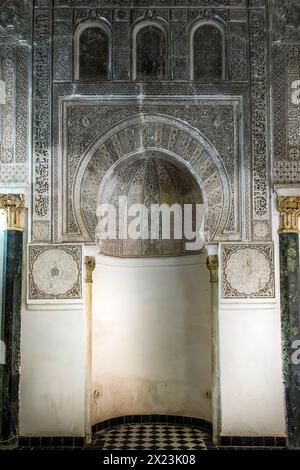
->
[32,248,79,296]
[225,248,272,296]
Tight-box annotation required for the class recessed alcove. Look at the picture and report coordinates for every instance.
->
[90,149,212,426]
[91,253,212,425]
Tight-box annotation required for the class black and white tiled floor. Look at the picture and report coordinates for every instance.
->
[91,423,215,451]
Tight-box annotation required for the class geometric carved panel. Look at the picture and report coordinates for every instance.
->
[28,245,82,300]
[221,243,275,299]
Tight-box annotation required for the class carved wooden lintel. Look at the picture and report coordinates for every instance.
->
[207,255,219,283]
[84,256,96,283]
[0,194,25,231]
[278,197,300,233]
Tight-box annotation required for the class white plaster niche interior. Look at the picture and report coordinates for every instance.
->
[90,151,212,424]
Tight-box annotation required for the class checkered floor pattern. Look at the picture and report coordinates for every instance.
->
[92,423,214,450]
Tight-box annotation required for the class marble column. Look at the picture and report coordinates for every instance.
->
[278,197,300,448]
[0,195,24,441]
[207,246,221,444]
[84,256,96,444]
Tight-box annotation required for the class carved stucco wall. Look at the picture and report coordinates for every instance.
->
[30,0,272,245]
[0,0,290,440]
[1,1,288,439]
[0,3,298,229]
[271,0,300,184]
[0,1,31,186]
[24,0,274,299]
[0,0,297,297]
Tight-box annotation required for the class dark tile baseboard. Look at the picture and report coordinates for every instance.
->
[18,436,85,448]
[18,416,212,448]
[220,436,287,448]
[92,414,212,434]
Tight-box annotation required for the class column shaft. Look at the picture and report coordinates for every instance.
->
[84,256,95,444]
[207,254,221,444]
[1,230,23,440]
[279,232,300,447]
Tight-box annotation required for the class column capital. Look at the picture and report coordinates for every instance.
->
[277,196,300,234]
[0,194,25,231]
[84,256,96,283]
[207,255,219,283]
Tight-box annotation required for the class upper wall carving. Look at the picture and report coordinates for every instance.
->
[49,1,247,7]
[271,0,300,184]
[27,0,274,243]
[0,2,31,186]
[50,3,250,84]
[0,0,31,43]
[272,0,300,43]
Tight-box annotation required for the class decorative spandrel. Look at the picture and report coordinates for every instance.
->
[136,25,167,81]
[79,27,109,82]
[193,25,223,81]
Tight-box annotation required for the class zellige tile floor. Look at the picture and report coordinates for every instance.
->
[90,423,216,451]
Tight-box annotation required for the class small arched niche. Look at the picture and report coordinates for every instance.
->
[74,21,111,82]
[190,21,225,82]
[133,22,168,81]
[96,150,205,257]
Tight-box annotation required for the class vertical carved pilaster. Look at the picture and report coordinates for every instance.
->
[171,9,188,81]
[249,7,271,240]
[113,21,130,81]
[32,6,52,242]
